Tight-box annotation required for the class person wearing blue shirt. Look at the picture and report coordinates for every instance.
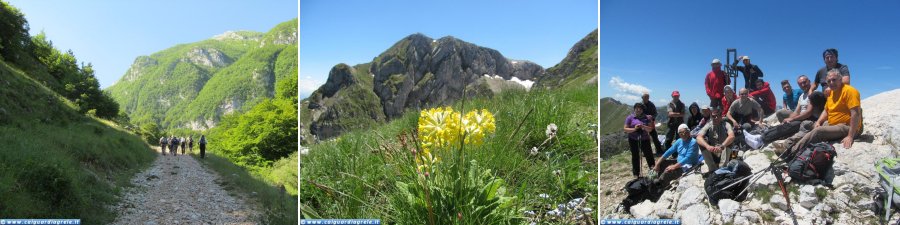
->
[653,124,700,185]
[782,79,803,111]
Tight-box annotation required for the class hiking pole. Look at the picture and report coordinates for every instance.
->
[773,165,800,225]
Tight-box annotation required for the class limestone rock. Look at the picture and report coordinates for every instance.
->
[717,199,741,223]
[799,185,818,209]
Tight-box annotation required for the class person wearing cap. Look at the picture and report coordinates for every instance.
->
[731,56,765,91]
[624,102,656,177]
[749,78,777,117]
[652,123,699,185]
[697,107,735,172]
[812,48,850,95]
[705,58,730,109]
[727,88,764,127]
[665,90,686,149]
[641,92,665,156]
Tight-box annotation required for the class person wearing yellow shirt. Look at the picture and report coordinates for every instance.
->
[789,69,862,154]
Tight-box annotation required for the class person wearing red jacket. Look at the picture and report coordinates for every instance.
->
[720,86,737,117]
[750,79,777,116]
[705,59,730,109]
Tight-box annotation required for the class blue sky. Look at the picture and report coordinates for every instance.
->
[6,0,298,88]
[601,1,900,106]
[300,0,599,99]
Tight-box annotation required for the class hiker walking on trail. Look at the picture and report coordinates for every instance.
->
[199,135,207,158]
[706,58,730,109]
[159,136,168,156]
[812,48,851,95]
[697,107,735,172]
[749,79,777,117]
[624,103,656,177]
[653,124,700,185]
[188,136,194,154]
[170,136,179,156]
[641,93,665,156]
[731,56,764,91]
[789,69,862,153]
[181,137,187,155]
[726,88,764,127]
[665,91,686,149]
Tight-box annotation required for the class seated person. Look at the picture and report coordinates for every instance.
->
[697,107,736,172]
[788,69,862,154]
[727,88,764,128]
[749,79,777,117]
[653,124,700,185]
[690,105,711,137]
[771,91,826,157]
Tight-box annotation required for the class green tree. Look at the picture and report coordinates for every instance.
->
[0,1,31,65]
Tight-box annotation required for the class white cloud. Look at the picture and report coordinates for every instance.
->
[609,76,651,95]
[614,93,641,103]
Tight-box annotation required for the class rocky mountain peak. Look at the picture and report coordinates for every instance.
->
[319,63,356,98]
[212,30,259,41]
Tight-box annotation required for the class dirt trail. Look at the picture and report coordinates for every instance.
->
[110,147,259,224]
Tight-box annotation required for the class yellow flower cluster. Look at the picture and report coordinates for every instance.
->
[415,107,496,173]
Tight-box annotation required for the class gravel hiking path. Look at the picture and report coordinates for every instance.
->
[110,147,260,224]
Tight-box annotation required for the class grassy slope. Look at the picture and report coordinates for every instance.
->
[301,82,599,222]
[0,60,156,223]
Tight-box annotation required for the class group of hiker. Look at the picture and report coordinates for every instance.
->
[159,135,208,158]
[622,48,862,200]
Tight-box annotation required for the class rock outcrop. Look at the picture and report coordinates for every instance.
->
[604,88,900,224]
[370,33,544,118]
[535,29,598,89]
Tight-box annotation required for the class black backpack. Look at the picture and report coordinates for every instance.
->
[788,142,837,185]
[621,177,664,212]
[704,159,752,205]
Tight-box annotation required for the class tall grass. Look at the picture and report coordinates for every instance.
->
[0,60,156,223]
[301,83,598,223]
[194,151,298,224]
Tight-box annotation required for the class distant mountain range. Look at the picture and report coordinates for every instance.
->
[301,29,598,143]
[106,18,298,131]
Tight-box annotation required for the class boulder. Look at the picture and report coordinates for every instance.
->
[629,200,656,219]
[678,187,705,210]
[717,199,741,223]
[680,204,712,225]
[799,185,818,209]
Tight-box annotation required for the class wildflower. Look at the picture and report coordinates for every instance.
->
[553,169,562,176]
[529,147,539,156]
[416,151,440,174]
[524,210,535,216]
[539,193,550,199]
[546,123,558,138]
[462,109,495,145]
[418,107,461,152]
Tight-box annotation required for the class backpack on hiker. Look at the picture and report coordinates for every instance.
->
[787,142,837,185]
[704,159,753,205]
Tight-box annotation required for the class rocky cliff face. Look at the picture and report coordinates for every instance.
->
[302,33,560,142]
[370,34,545,118]
[603,88,900,225]
[536,29,598,89]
